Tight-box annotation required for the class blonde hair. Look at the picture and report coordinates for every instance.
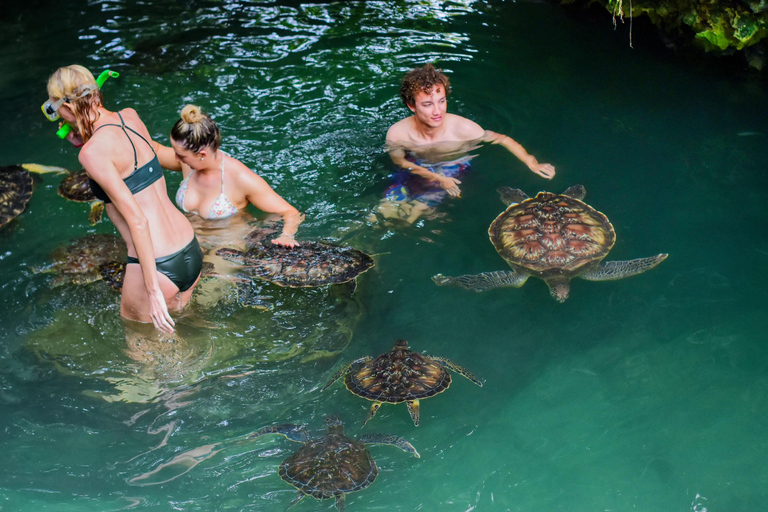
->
[171,104,221,154]
[46,65,103,142]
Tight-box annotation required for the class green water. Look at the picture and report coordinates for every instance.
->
[2,1,767,510]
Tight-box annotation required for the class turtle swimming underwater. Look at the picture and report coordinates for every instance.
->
[324,339,483,427]
[35,233,127,290]
[433,185,668,302]
[249,416,419,511]
[215,236,374,289]
[58,169,105,225]
[0,164,67,228]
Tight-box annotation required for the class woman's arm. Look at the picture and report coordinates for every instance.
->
[241,172,304,247]
[152,141,183,172]
[79,148,176,334]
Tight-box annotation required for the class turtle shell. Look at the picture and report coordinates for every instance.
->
[279,422,377,499]
[58,170,96,203]
[345,340,451,403]
[0,165,34,228]
[44,234,127,286]
[489,191,616,274]
[215,240,374,288]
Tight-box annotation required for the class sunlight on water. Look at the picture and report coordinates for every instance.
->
[1,0,768,511]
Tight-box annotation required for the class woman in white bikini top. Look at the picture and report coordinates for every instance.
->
[158,105,303,247]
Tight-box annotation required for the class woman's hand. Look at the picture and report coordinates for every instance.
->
[147,288,175,334]
[272,233,300,247]
[61,123,84,147]
[530,162,556,180]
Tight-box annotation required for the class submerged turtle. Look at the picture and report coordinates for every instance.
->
[58,169,105,225]
[433,185,668,302]
[249,416,419,511]
[0,164,67,228]
[324,339,482,427]
[35,233,127,290]
[215,237,374,289]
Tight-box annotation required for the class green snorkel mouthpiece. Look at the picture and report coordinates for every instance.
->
[56,70,119,139]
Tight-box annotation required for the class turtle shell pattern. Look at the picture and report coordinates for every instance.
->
[279,429,377,499]
[345,342,451,404]
[489,191,616,274]
[48,234,127,283]
[58,170,97,203]
[216,241,374,288]
[0,165,34,228]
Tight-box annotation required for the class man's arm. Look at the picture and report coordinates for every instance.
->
[483,130,555,180]
[386,145,461,196]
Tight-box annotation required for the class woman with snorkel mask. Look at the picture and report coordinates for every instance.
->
[44,65,202,334]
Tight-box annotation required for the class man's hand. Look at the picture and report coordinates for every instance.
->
[531,163,555,180]
[438,176,462,197]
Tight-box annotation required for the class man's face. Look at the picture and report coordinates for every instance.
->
[408,85,447,128]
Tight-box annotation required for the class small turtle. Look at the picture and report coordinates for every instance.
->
[35,233,127,289]
[0,164,67,228]
[324,339,482,427]
[433,185,668,302]
[58,169,105,225]
[215,238,374,289]
[248,416,419,511]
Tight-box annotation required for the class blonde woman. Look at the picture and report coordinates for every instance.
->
[156,105,303,247]
[44,65,202,334]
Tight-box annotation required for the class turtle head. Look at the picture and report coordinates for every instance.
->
[545,276,571,303]
[324,415,344,434]
[394,339,409,350]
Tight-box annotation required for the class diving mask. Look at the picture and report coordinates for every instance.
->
[41,83,98,122]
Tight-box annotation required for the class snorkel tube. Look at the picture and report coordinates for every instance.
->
[55,70,119,139]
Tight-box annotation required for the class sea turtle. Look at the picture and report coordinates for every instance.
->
[323,339,482,427]
[215,236,374,289]
[432,185,668,302]
[0,164,67,228]
[35,233,127,289]
[58,169,105,225]
[248,416,419,511]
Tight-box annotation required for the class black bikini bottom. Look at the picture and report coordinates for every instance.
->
[126,236,203,292]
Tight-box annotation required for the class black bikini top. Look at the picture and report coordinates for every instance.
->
[88,112,163,204]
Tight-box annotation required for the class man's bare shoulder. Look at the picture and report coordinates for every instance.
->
[386,117,414,143]
[444,113,485,140]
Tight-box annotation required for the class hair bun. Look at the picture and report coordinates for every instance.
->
[180,104,204,124]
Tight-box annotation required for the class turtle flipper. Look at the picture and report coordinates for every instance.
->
[362,401,382,427]
[497,186,529,206]
[431,357,483,387]
[235,281,273,310]
[432,270,528,292]
[580,253,668,281]
[334,493,345,512]
[322,357,372,391]
[287,492,306,510]
[20,163,68,175]
[359,433,420,458]
[88,201,104,225]
[406,400,420,426]
[247,424,310,443]
[562,184,586,200]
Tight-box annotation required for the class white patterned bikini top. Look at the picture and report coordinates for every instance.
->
[175,153,239,220]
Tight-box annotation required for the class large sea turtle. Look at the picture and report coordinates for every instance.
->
[0,164,67,228]
[433,185,668,302]
[324,339,482,427]
[58,169,105,225]
[249,416,419,511]
[35,233,127,289]
[215,235,374,289]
